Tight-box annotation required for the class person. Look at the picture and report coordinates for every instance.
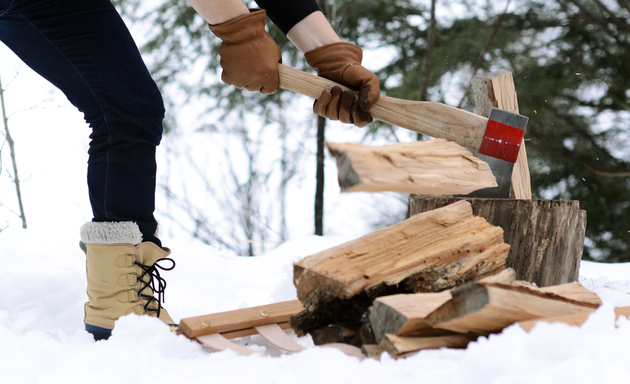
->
[0,0,379,341]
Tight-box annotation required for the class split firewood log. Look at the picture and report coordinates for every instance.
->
[424,282,599,335]
[368,268,517,341]
[291,201,510,335]
[326,139,497,195]
[369,291,454,342]
[518,306,630,332]
[538,282,602,305]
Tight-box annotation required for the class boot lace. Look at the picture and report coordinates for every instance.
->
[134,257,176,318]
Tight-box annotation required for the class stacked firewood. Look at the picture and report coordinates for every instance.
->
[291,201,601,358]
[370,280,600,358]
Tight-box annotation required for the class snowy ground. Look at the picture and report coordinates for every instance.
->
[1,224,630,384]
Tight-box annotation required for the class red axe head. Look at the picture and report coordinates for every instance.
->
[469,108,529,198]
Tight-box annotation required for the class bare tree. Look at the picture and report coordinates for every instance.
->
[0,68,27,229]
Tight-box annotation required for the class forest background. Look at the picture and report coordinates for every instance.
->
[2,0,629,261]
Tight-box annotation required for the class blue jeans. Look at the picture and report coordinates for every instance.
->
[0,0,163,245]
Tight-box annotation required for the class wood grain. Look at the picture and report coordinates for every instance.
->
[369,291,452,342]
[538,282,602,305]
[425,283,598,334]
[179,300,304,338]
[518,306,630,332]
[326,139,497,195]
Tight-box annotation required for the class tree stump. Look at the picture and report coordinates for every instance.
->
[409,197,587,287]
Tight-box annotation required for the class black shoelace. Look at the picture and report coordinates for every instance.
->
[134,257,176,318]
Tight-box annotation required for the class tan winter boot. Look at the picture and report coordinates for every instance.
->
[80,222,176,340]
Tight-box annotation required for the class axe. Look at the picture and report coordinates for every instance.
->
[277,64,529,198]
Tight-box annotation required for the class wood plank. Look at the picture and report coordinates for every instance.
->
[254,324,305,353]
[379,334,477,358]
[518,306,630,332]
[292,201,509,335]
[472,70,531,199]
[425,283,599,334]
[409,198,586,287]
[326,139,497,195]
[196,333,257,356]
[278,64,489,151]
[220,321,291,340]
[179,300,304,338]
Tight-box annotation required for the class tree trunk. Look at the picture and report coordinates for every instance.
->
[418,0,436,105]
[315,115,326,236]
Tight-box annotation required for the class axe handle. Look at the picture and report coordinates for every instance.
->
[278,64,488,151]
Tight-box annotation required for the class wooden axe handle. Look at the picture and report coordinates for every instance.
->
[278,63,488,151]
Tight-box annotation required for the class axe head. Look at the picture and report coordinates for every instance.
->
[467,108,529,198]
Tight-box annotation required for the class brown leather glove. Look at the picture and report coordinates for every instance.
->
[305,42,380,127]
[208,9,281,95]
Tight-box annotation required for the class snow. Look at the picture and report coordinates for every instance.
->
[2,221,630,383]
[3,35,630,384]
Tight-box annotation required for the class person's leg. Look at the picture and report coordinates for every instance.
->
[0,0,163,245]
[0,0,174,339]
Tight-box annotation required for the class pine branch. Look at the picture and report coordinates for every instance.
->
[585,164,630,177]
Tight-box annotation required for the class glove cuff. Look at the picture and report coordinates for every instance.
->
[208,9,268,44]
[304,42,363,74]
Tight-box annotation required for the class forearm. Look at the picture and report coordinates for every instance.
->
[286,11,341,53]
[187,0,248,24]
[189,0,339,52]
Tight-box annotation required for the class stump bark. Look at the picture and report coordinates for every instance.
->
[409,197,586,287]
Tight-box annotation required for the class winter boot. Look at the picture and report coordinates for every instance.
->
[80,222,176,340]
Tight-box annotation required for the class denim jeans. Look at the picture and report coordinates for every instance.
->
[0,0,163,245]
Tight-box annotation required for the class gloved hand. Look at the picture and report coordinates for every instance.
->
[305,42,380,127]
[208,9,281,95]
